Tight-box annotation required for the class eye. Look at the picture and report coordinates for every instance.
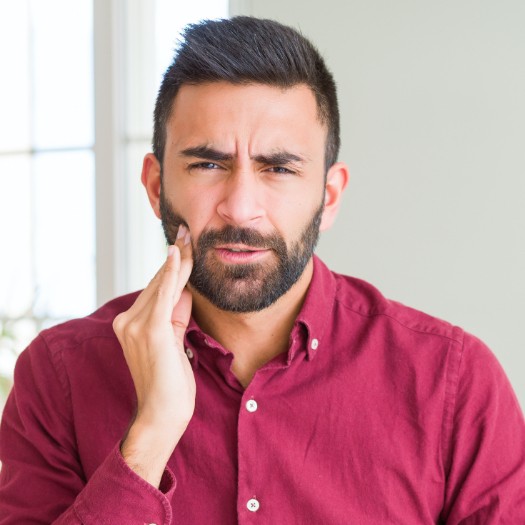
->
[189,162,222,171]
[266,166,295,175]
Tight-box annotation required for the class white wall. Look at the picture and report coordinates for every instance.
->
[232,1,525,408]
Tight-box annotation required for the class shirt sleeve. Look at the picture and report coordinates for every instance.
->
[0,335,176,525]
[441,332,525,524]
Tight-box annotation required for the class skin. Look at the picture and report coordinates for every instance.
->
[113,82,349,487]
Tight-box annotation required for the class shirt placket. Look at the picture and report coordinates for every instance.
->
[237,379,264,523]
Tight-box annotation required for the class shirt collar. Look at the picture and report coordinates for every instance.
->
[293,255,337,361]
[184,255,337,363]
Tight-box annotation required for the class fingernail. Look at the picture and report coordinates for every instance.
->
[184,231,191,246]
[176,224,187,240]
[167,245,176,257]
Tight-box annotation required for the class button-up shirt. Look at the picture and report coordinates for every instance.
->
[1,257,524,524]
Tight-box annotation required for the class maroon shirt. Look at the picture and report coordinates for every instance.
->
[1,257,524,524]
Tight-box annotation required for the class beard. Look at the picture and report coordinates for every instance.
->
[159,188,324,313]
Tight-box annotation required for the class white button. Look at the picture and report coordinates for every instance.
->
[311,338,319,350]
[185,348,194,359]
[247,498,260,512]
[246,399,258,412]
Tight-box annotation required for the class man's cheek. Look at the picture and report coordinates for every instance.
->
[159,198,190,245]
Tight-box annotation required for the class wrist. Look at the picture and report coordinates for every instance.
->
[121,420,183,488]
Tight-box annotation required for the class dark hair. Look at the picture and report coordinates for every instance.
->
[153,16,340,173]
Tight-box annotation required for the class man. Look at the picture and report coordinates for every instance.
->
[0,16,524,524]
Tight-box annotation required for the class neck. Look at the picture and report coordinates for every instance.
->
[190,259,314,387]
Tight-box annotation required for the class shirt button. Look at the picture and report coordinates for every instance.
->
[247,498,260,512]
[311,338,319,350]
[246,399,258,413]
[185,347,194,359]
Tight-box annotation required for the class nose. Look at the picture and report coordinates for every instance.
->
[216,170,265,227]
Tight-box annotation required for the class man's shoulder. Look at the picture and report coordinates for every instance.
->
[330,269,462,345]
[39,291,140,352]
[324,265,510,396]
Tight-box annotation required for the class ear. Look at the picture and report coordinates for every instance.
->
[141,153,162,219]
[320,162,349,232]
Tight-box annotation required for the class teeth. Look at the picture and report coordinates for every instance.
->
[230,248,247,252]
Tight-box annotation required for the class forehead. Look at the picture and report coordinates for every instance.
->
[166,82,327,155]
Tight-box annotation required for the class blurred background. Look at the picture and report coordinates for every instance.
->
[0,0,523,411]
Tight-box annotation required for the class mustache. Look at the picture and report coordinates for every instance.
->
[198,225,283,250]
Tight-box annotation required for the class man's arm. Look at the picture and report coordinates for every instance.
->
[440,333,525,523]
[114,225,194,488]
[0,226,195,523]
[0,346,177,525]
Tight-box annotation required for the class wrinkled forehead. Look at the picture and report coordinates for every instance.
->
[166,82,328,157]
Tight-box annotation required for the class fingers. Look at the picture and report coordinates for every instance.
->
[151,225,193,320]
[125,258,170,315]
[171,226,193,306]
[125,225,193,317]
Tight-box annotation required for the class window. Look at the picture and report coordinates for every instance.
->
[0,0,95,409]
[0,0,229,410]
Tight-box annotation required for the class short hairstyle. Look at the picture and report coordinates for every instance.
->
[153,16,340,173]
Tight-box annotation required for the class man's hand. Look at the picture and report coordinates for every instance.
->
[113,225,194,488]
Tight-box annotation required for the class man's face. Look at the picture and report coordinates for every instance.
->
[158,82,329,312]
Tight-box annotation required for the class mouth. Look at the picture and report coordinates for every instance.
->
[214,244,271,263]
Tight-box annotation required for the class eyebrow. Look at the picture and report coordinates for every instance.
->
[179,145,307,165]
[179,145,233,162]
[252,151,306,165]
